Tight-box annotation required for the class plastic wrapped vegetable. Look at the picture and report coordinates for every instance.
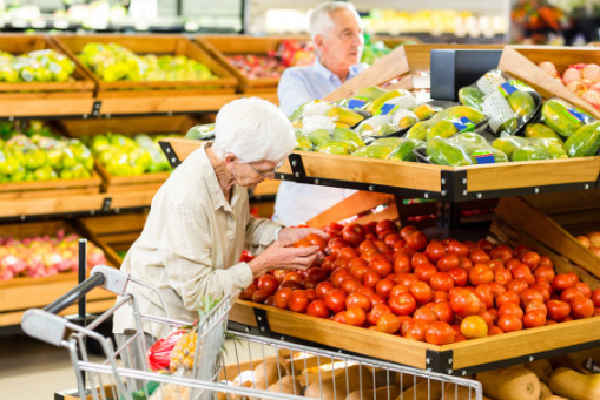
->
[185,123,215,140]
[351,137,401,159]
[407,106,485,142]
[524,123,563,141]
[492,136,567,161]
[458,86,485,112]
[565,120,600,157]
[426,136,472,166]
[356,115,397,137]
[392,109,419,130]
[316,141,351,155]
[386,138,424,162]
[331,127,365,152]
[338,86,386,111]
[366,89,411,114]
[295,129,312,151]
[452,132,509,164]
[406,120,433,141]
[541,98,595,138]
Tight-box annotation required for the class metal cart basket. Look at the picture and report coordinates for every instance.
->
[22,265,483,400]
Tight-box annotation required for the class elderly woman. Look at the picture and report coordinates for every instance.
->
[113,98,325,340]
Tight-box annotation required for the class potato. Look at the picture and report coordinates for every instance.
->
[525,359,553,383]
[305,379,347,400]
[253,359,287,387]
[540,382,553,399]
[267,378,303,395]
[397,379,444,400]
[345,386,400,400]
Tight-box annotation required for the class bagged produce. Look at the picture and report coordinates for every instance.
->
[541,98,595,138]
[460,70,541,136]
[406,106,485,142]
[146,330,187,371]
[365,89,412,114]
[564,120,600,157]
[185,123,215,140]
[524,123,563,141]
[356,115,397,138]
[492,136,567,161]
[338,86,387,111]
[351,137,402,159]
[386,138,424,162]
[426,136,472,166]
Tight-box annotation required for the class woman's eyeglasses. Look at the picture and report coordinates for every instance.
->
[249,161,284,177]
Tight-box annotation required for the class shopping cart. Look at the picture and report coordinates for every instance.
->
[22,265,483,400]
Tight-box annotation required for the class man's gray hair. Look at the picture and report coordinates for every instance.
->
[309,1,361,42]
[213,98,296,164]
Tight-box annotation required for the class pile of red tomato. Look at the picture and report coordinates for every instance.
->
[239,221,600,346]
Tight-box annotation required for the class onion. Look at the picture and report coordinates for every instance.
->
[590,246,600,258]
[586,231,600,247]
[576,235,591,249]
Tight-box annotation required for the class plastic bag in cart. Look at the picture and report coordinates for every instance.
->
[147,330,187,372]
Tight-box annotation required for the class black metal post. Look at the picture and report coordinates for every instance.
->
[78,238,87,319]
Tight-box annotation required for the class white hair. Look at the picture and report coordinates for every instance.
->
[213,98,296,164]
[309,1,361,42]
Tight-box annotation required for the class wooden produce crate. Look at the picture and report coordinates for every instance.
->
[493,191,600,280]
[498,46,600,119]
[75,212,148,267]
[0,220,116,327]
[0,174,102,200]
[59,115,201,194]
[324,44,503,102]
[52,34,238,98]
[198,34,309,95]
[0,34,95,99]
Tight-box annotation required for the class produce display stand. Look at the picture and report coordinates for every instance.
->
[0,173,102,200]
[197,34,309,94]
[52,34,238,98]
[0,34,95,100]
[0,220,116,327]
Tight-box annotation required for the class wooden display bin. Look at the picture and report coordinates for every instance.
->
[498,46,600,119]
[52,35,238,98]
[0,34,95,99]
[58,115,202,194]
[0,173,102,199]
[197,34,309,94]
[493,191,600,280]
[76,212,148,267]
[0,220,116,327]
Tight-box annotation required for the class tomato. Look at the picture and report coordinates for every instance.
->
[348,258,368,280]
[499,303,524,319]
[357,286,375,298]
[346,292,372,313]
[287,290,309,313]
[520,251,541,270]
[375,278,395,299]
[512,264,535,285]
[547,299,571,321]
[328,242,346,258]
[306,267,328,282]
[400,226,418,239]
[593,289,600,307]
[315,281,333,299]
[368,293,386,307]
[520,289,544,307]
[293,238,312,249]
[388,293,417,317]
[479,310,495,327]
[324,289,346,313]
[367,304,392,326]
[414,304,438,324]
[340,277,361,295]
[393,254,412,274]
[489,260,504,272]
[526,300,547,315]
[477,239,494,253]
[358,240,377,254]
[306,289,317,302]
[410,282,433,304]
[475,284,495,309]
[469,264,494,286]
[489,245,514,263]
[320,255,337,274]
[498,314,522,333]
[251,289,272,303]
[494,269,513,285]
[375,220,397,238]
[411,252,430,268]
[571,297,594,319]
[489,282,507,297]
[436,255,460,272]
[561,287,585,302]
[306,299,329,318]
[574,282,592,298]
[405,320,429,341]
[450,289,482,317]
[239,284,257,301]
[333,258,351,270]
[426,321,455,345]
[376,313,400,334]
[533,265,555,282]
[414,264,437,284]
[505,258,520,272]
[390,284,410,298]
[274,288,292,309]
[256,274,279,294]
[521,310,546,328]
[333,311,347,324]
[496,291,521,308]
[385,234,403,248]
[459,257,474,270]
[374,241,390,254]
[506,279,529,294]
[426,242,447,263]
[302,278,319,290]
[329,269,350,287]
[448,241,470,257]
[406,231,428,251]
[595,308,600,317]
[488,326,504,335]
[362,270,381,288]
[342,224,366,246]
[369,255,392,277]
[460,316,488,339]
[337,247,357,260]
[514,245,530,259]
[433,302,454,324]
[470,249,490,264]
[281,281,302,291]
[430,272,455,292]
[553,273,578,291]
[345,307,366,326]
[396,273,419,287]
[303,234,326,252]
[433,291,449,303]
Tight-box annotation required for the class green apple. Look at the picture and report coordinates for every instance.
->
[61,148,77,170]
[34,166,56,181]
[11,168,26,183]
[0,155,19,175]
[60,169,75,179]
[46,148,63,170]
[25,149,47,170]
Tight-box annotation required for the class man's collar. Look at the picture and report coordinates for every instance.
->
[314,58,362,82]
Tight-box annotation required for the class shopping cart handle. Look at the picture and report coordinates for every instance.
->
[44,272,106,314]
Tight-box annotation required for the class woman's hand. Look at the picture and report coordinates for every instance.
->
[248,239,319,278]
[276,227,329,243]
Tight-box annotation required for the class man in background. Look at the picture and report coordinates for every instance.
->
[274,1,364,227]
